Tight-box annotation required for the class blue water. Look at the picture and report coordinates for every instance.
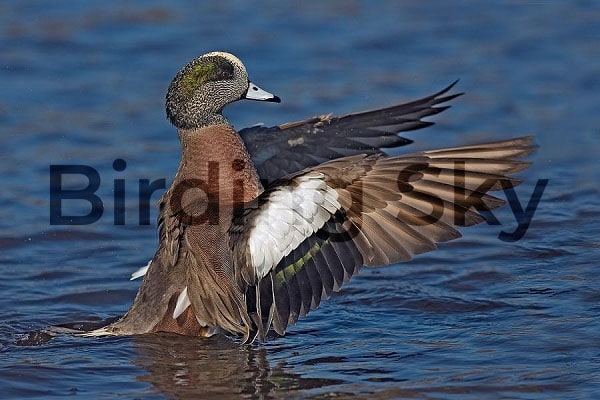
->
[2,1,600,398]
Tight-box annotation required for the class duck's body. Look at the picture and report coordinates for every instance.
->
[90,52,534,343]
[109,122,264,339]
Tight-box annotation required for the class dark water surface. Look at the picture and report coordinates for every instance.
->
[2,1,599,398]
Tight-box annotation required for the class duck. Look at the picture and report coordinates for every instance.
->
[88,51,535,343]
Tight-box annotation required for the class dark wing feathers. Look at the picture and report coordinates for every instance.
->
[267,220,365,336]
[231,136,535,341]
[240,81,462,185]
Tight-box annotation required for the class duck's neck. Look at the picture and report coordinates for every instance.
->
[173,123,262,204]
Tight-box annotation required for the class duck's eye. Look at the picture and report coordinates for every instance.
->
[218,68,234,80]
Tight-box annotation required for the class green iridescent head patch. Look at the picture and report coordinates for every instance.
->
[180,59,235,99]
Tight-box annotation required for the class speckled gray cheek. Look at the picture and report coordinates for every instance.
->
[164,54,253,130]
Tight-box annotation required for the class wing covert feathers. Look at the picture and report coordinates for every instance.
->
[232,136,535,340]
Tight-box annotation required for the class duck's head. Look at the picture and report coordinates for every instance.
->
[166,51,280,130]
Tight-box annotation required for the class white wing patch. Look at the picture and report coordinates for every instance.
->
[130,260,151,280]
[173,286,191,319]
[247,173,340,280]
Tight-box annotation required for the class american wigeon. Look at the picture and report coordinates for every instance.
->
[88,52,534,343]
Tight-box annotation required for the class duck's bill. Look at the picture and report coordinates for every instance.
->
[245,81,281,102]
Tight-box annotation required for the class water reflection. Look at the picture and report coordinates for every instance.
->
[131,334,318,399]
[14,324,292,398]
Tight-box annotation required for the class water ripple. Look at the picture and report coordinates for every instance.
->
[1,1,599,398]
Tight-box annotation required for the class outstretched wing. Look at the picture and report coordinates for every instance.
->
[239,81,462,186]
[230,137,535,342]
